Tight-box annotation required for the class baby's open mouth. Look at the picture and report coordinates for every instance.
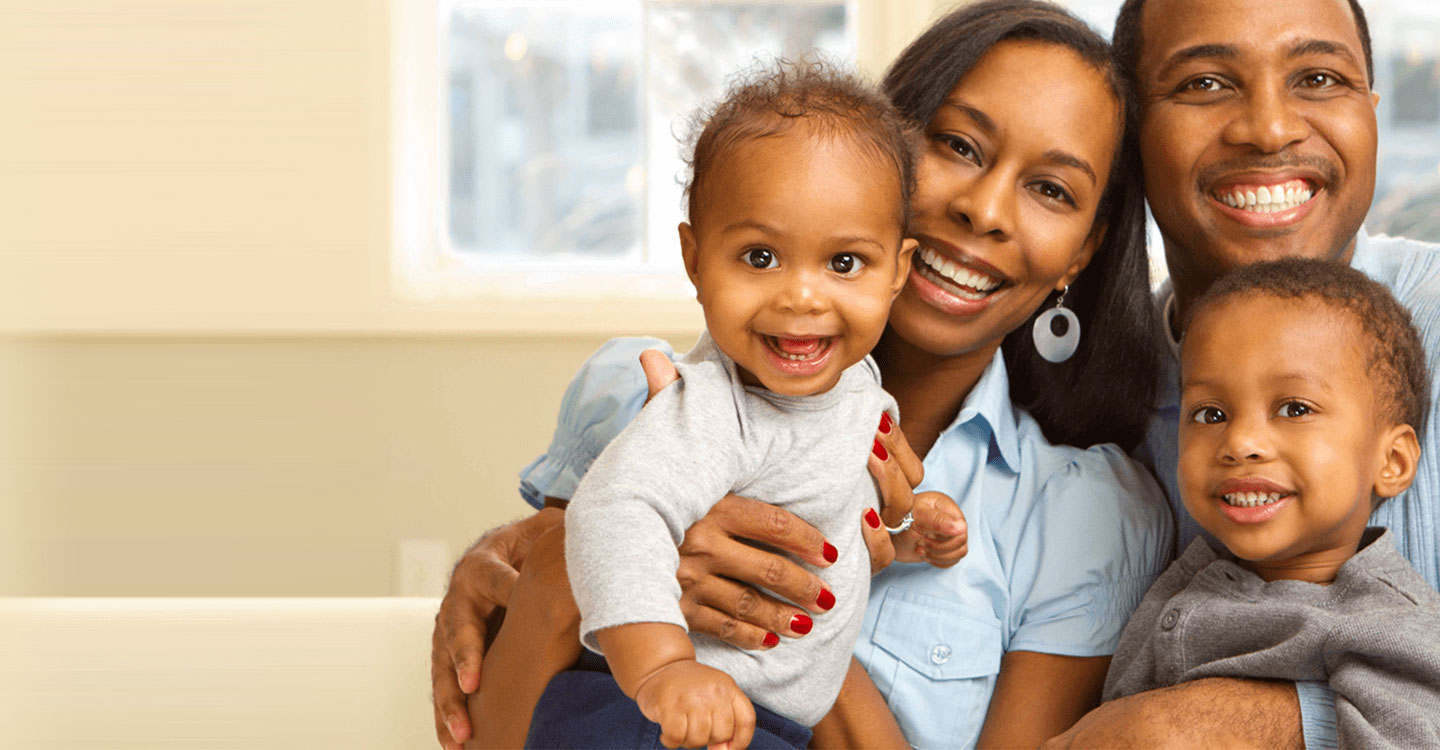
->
[764,335,833,362]
[916,247,1003,300]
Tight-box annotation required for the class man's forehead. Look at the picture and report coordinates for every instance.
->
[1138,0,1363,70]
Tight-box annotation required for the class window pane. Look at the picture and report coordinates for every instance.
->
[445,2,850,265]
[447,3,644,260]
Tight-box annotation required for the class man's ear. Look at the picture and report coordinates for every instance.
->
[678,222,703,299]
[1374,423,1420,499]
[1058,221,1105,291]
[1372,90,1381,109]
[892,238,918,299]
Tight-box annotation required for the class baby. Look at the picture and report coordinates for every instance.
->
[472,63,961,750]
[1103,258,1440,746]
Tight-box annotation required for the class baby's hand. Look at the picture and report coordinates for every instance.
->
[633,660,755,750]
[893,491,968,568]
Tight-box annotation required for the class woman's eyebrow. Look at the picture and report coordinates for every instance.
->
[942,99,996,134]
[1042,150,1096,185]
[944,98,1095,184]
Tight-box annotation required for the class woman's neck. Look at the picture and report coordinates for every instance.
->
[872,332,1001,459]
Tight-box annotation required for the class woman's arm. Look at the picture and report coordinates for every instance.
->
[976,651,1110,748]
[809,658,909,749]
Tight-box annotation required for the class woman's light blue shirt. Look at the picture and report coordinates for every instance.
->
[520,338,1173,748]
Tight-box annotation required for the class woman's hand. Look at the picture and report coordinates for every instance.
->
[430,506,565,749]
[865,416,968,571]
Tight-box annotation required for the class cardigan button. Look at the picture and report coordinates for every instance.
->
[1161,608,1180,630]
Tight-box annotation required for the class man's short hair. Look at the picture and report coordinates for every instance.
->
[1112,0,1374,90]
[1185,258,1429,440]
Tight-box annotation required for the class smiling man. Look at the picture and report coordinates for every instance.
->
[1043,0,1440,747]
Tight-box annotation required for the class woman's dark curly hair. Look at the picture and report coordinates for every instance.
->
[883,0,1163,451]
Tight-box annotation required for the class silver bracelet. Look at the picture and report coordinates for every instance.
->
[884,511,914,535]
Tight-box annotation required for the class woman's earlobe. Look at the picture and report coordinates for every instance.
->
[1062,221,1107,288]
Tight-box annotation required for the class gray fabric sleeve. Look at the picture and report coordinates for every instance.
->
[564,366,746,653]
[1326,613,1440,747]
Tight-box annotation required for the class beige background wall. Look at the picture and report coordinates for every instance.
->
[0,0,955,596]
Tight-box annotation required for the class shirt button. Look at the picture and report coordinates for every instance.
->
[1161,608,1180,630]
[930,644,952,665]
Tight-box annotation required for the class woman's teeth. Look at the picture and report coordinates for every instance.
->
[917,247,1001,299]
[1215,181,1313,213]
[1222,491,1285,508]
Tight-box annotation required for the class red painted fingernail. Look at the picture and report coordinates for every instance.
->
[762,632,780,648]
[790,613,813,635]
[872,439,888,461]
[822,542,838,563]
[864,508,881,529]
[816,589,836,611]
[879,412,893,434]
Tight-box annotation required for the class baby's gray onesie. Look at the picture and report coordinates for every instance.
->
[566,331,893,727]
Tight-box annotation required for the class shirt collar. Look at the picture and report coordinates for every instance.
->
[1152,228,1370,409]
[941,347,1021,473]
[1349,226,1373,269]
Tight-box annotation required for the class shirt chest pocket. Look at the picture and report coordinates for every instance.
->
[870,587,1004,748]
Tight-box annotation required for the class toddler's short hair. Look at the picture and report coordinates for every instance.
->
[683,59,919,234]
[1186,258,1430,440]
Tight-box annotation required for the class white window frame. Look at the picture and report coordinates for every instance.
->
[390,0,938,334]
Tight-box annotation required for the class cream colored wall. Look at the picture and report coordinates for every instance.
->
[0,0,954,595]
[0,333,696,595]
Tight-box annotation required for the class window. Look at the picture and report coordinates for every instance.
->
[393,1,854,307]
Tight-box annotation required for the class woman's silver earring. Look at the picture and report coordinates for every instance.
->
[1032,286,1080,363]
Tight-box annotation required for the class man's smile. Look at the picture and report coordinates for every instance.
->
[1211,179,1314,214]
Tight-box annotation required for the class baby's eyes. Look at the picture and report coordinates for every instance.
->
[1191,406,1227,424]
[744,248,777,269]
[1276,401,1312,418]
[828,253,865,276]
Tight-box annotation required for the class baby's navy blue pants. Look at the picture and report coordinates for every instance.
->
[526,651,812,749]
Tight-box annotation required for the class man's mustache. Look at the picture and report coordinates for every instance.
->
[1196,154,1340,189]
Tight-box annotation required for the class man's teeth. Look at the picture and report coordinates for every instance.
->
[1221,491,1284,508]
[917,247,1001,298]
[1217,182,1314,213]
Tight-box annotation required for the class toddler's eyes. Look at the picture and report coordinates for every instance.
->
[745,248,777,269]
[1191,406,1227,424]
[828,253,864,275]
[1276,401,1312,418]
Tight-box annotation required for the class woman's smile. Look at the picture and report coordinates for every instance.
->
[887,39,1118,360]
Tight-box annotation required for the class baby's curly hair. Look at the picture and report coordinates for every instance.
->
[1185,258,1430,440]
[683,59,919,235]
